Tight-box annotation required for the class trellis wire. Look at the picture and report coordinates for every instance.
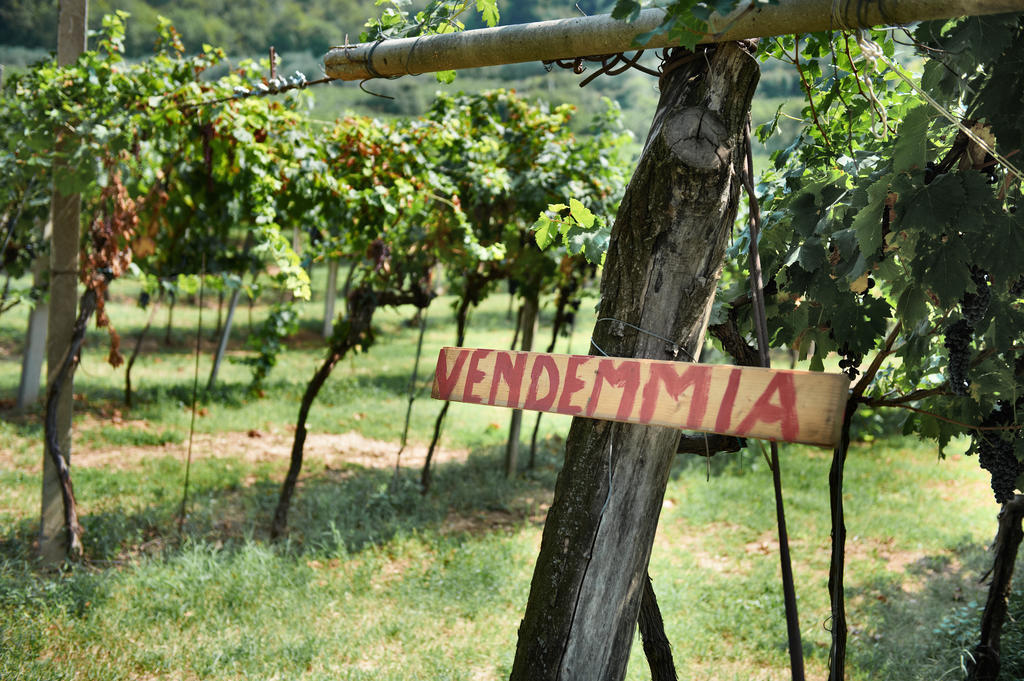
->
[393,308,428,488]
[178,257,205,536]
[850,30,1023,181]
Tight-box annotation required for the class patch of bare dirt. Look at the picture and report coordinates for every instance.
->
[441,508,529,535]
[656,521,745,574]
[70,424,471,473]
[927,453,994,502]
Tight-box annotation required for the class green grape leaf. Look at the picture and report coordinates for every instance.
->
[612,0,642,21]
[975,212,1024,287]
[796,236,826,272]
[534,213,557,250]
[916,240,973,307]
[973,355,1017,401]
[892,105,931,174]
[568,197,596,229]
[851,176,889,256]
[901,173,967,236]
[895,282,930,329]
[476,0,499,27]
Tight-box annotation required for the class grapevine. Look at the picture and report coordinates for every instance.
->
[962,267,990,327]
[943,318,973,397]
[974,403,1022,504]
[837,345,863,381]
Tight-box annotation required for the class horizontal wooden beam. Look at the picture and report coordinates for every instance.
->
[324,0,1024,81]
[431,348,850,447]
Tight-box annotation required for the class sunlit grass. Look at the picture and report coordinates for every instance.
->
[1,270,1021,680]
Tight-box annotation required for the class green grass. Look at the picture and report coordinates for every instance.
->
[1,273,1022,680]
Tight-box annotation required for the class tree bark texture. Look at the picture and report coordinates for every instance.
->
[508,42,759,681]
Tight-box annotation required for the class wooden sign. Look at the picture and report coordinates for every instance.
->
[431,348,849,447]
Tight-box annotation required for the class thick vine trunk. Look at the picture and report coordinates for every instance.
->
[272,295,374,539]
[44,287,98,560]
[164,293,175,345]
[271,345,346,539]
[968,494,1024,681]
[508,42,759,681]
[125,296,160,407]
[422,289,474,492]
[638,575,677,681]
[828,399,857,681]
[272,286,426,538]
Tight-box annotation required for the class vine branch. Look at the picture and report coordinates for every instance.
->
[792,36,834,154]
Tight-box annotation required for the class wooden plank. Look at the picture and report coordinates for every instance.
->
[431,347,849,447]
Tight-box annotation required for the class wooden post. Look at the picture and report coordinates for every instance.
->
[40,0,88,564]
[17,219,51,409]
[207,287,241,390]
[507,42,760,680]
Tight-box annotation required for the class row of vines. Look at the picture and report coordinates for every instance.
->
[0,13,629,548]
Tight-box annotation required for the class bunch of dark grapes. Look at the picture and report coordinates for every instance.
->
[944,319,973,395]
[974,403,1021,504]
[837,345,862,381]
[962,267,990,327]
[1011,275,1024,298]
[943,269,991,394]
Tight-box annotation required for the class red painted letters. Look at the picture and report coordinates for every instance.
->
[714,367,743,433]
[736,372,799,441]
[434,348,469,400]
[586,359,641,420]
[639,364,712,428]
[462,348,492,404]
[524,355,560,411]
[490,351,528,406]
[432,348,848,447]
[556,356,591,416]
